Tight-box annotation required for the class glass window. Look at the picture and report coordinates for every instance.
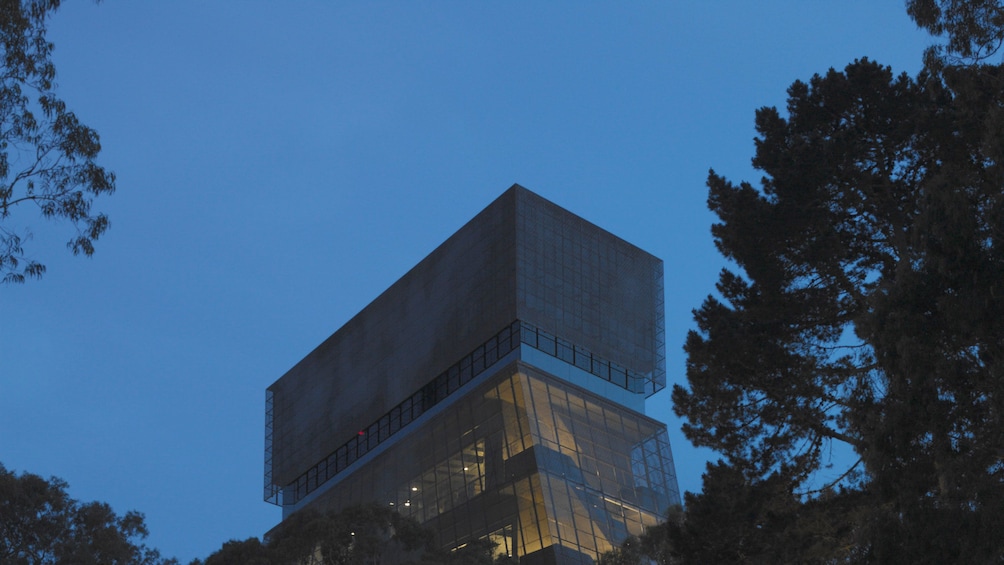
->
[282,364,677,563]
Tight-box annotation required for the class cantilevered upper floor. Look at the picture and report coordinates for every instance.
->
[265,185,666,505]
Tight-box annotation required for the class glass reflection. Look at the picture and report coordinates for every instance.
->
[298,362,679,564]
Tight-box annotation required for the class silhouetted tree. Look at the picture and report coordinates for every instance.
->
[0,0,116,283]
[595,532,645,565]
[415,537,503,565]
[195,504,503,565]
[269,504,431,565]
[0,463,175,564]
[601,463,870,564]
[670,55,1004,562]
[907,0,1004,63]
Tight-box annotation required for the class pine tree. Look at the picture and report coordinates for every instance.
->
[673,57,1004,562]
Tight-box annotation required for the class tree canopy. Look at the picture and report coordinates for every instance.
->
[624,6,1004,561]
[0,0,115,283]
[907,0,1004,63]
[195,504,502,565]
[664,51,1004,563]
[0,463,176,565]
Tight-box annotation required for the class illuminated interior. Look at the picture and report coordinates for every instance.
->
[303,361,679,564]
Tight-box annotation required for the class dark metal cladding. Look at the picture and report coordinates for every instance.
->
[264,185,676,564]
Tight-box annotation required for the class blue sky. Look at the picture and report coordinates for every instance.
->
[0,2,933,562]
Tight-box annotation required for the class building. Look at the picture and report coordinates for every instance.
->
[264,185,680,564]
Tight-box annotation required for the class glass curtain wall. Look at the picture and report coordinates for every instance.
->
[303,361,679,564]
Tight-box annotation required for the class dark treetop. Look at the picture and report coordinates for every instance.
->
[669,56,1004,562]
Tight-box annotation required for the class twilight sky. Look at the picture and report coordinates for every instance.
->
[1,2,933,562]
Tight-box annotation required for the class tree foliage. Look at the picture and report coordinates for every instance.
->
[907,0,1004,63]
[0,0,115,283]
[601,464,870,564]
[196,504,503,565]
[0,463,175,565]
[669,56,1004,562]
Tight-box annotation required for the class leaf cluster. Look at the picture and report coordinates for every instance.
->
[601,463,869,565]
[673,56,1004,562]
[0,462,176,565]
[195,504,505,565]
[0,0,115,283]
[907,0,1004,64]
